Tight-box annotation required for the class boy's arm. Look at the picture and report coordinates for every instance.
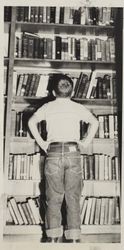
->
[79,114,99,148]
[28,113,48,153]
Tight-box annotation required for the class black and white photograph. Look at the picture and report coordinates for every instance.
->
[0,0,124,249]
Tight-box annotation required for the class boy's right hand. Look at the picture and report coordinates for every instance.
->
[40,141,49,154]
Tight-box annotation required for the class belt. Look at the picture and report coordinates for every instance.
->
[50,142,78,146]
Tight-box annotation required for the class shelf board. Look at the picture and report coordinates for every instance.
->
[14,58,115,69]
[5,180,41,196]
[4,224,120,235]
[13,96,117,105]
[4,225,42,235]
[82,180,120,196]
[15,22,115,34]
[6,179,120,197]
[15,22,115,29]
[81,225,120,234]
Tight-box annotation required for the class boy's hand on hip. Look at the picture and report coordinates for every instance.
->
[78,139,90,149]
[40,141,49,154]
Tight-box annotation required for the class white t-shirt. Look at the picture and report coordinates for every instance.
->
[34,98,95,142]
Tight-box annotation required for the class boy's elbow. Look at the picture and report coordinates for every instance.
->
[28,116,35,130]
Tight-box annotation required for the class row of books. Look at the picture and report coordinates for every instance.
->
[12,70,116,99]
[8,153,41,180]
[73,71,116,99]
[96,115,118,139]
[15,32,115,62]
[81,154,119,181]
[4,6,117,26]
[80,196,120,225]
[11,111,118,140]
[11,111,47,140]
[8,152,119,181]
[7,196,43,225]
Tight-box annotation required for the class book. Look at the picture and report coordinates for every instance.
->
[27,198,43,224]
[98,116,104,138]
[55,36,62,59]
[94,198,101,225]
[89,197,96,224]
[9,197,24,225]
[109,115,114,139]
[17,202,28,225]
[7,200,19,225]
[84,197,93,225]
[100,198,106,225]
[81,198,88,224]
[99,154,105,180]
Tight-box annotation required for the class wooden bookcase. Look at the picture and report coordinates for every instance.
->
[3,6,122,243]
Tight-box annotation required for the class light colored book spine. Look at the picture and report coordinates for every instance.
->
[80,7,86,25]
[94,198,102,225]
[99,154,105,180]
[81,198,88,224]
[108,198,114,224]
[98,116,104,138]
[100,198,106,225]
[86,70,97,99]
[16,154,21,179]
[8,201,19,225]
[64,7,70,24]
[94,154,99,180]
[13,71,18,96]
[89,197,96,224]
[108,155,112,180]
[17,202,28,225]
[84,197,93,225]
[104,155,109,180]
[55,7,60,24]
[9,197,24,225]
[104,197,109,224]
[80,196,86,214]
[109,115,114,139]
[27,198,42,224]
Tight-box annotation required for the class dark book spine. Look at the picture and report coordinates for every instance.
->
[39,38,44,59]
[50,7,56,23]
[59,7,64,24]
[32,74,40,96]
[25,74,33,96]
[34,38,40,58]
[34,7,39,23]
[75,39,80,60]
[28,74,37,96]
[77,74,89,98]
[28,37,34,58]
[22,34,28,58]
[88,40,92,61]
[73,9,81,24]
[96,77,103,99]
[30,7,35,22]
[55,36,62,59]
[16,7,25,22]
[4,7,12,22]
[104,115,109,138]
[24,7,29,22]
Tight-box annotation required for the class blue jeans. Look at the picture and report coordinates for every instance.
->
[44,142,82,240]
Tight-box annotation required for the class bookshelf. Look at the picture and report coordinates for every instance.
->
[3,6,122,243]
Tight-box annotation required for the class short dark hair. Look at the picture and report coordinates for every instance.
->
[52,74,73,97]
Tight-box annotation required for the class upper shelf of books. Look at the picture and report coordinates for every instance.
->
[4,6,117,28]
